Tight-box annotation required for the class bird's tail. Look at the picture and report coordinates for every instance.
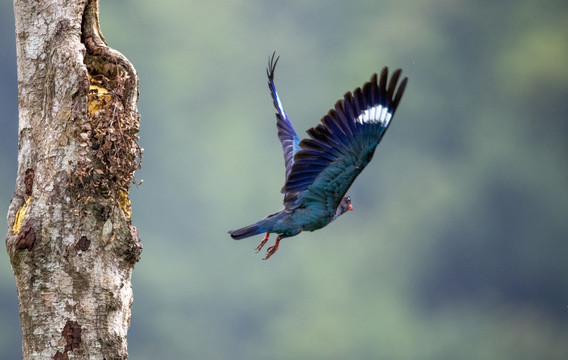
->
[228,222,265,240]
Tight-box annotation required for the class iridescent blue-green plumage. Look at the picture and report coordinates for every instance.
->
[229,53,407,259]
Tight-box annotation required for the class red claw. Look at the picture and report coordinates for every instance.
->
[256,233,270,253]
[263,236,281,260]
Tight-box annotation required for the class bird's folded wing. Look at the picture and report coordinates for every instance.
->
[283,67,408,211]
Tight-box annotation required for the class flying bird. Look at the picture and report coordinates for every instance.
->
[229,53,407,259]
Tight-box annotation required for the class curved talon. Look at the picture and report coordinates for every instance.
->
[263,236,281,260]
[256,233,270,253]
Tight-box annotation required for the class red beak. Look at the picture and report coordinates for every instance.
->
[348,204,353,211]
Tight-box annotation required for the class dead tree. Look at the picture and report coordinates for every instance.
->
[6,0,142,358]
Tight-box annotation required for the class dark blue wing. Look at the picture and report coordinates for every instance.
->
[267,52,301,180]
[283,67,408,211]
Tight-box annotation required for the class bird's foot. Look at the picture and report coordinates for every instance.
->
[255,233,270,253]
[263,236,281,260]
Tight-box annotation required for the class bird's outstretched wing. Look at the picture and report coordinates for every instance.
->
[283,67,408,211]
[267,52,301,180]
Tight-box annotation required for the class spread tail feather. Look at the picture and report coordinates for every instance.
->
[228,223,264,240]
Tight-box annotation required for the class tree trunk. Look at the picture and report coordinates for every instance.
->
[6,0,142,359]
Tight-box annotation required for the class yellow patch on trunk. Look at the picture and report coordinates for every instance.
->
[12,197,31,234]
[118,190,131,219]
[88,80,112,114]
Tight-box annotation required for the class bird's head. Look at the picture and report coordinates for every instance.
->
[334,195,353,220]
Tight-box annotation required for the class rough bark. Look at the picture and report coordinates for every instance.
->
[6,0,142,359]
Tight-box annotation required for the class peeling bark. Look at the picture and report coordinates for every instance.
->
[6,1,142,359]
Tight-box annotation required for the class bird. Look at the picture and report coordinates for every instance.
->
[229,53,407,260]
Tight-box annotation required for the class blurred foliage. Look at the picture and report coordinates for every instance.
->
[1,0,567,359]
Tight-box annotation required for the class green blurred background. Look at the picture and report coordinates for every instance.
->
[1,0,567,358]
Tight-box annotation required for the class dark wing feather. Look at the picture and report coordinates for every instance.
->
[283,67,408,212]
[267,52,301,180]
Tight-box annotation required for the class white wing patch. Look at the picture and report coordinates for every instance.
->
[356,104,392,126]
[274,91,288,120]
